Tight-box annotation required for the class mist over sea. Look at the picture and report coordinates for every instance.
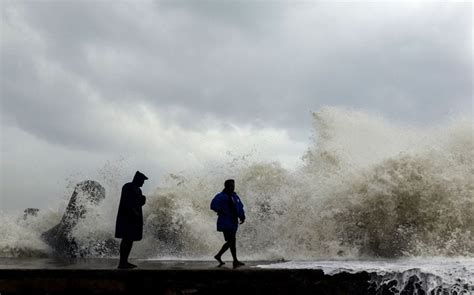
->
[0,107,472,292]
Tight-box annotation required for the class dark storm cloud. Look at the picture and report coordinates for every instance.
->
[1,1,472,211]
[1,1,472,150]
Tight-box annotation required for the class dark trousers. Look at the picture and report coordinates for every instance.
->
[119,239,134,264]
[216,230,238,261]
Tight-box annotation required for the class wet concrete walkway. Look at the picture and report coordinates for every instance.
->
[0,258,371,295]
[0,257,269,270]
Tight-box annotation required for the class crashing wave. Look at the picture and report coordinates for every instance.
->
[0,107,472,259]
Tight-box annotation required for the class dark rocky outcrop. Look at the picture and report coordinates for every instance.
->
[41,181,109,257]
[23,208,39,220]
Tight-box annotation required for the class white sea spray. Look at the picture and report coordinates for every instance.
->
[1,107,472,260]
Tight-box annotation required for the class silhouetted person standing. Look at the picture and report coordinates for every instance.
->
[210,179,246,268]
[115,171,148,269]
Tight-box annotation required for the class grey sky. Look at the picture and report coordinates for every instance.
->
[1,1,472,212]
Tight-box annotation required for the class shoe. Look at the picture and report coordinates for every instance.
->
[118,262,137,269]
[233,261,245,269]
[214,255,225,267]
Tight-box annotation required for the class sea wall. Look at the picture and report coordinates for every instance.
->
[0,268,371,295]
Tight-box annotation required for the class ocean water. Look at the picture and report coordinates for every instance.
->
[0,107,472,292]
[257,258,474,294]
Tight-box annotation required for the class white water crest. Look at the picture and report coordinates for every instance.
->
[0,106,473,260]
[257,258,474,294]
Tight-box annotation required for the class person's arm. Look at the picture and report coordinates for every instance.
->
[236,195,246,224]
[138,188,146,206]
[210,194,223,214]
[139,195,146,206]
[123,185,140,218]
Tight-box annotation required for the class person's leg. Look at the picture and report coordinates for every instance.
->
[216,242,230,257]
[118,239,136,268]
[227,231,237,261]
[229,231,244,268]
[214,231,230,266]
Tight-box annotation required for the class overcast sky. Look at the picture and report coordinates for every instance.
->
[1,1,472,212]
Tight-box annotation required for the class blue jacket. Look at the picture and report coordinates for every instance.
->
[210,192,245,232]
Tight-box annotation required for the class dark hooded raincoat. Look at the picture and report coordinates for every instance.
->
[115,182,146,241]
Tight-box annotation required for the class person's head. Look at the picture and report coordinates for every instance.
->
[132,171,148,187]
[223,179,235,194]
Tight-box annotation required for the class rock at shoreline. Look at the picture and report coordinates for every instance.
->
[23,208,39,220]
[41,180,107,257]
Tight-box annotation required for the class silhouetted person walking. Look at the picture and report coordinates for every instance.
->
[115,171,148,269]
[210,179,246,268]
